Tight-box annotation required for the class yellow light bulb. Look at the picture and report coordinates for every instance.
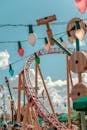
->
[44,43,51,53]
[75,28,85,41]
[68,36,74,43]
[28,33,37,46]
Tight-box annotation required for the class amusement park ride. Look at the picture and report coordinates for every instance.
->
[4,15,87,130]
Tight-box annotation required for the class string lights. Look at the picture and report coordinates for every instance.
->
[34,53,40,64]
[28,25,37,46]
[0,54,29,78]
[17,41,24,57]
[75,21,85,41]
[67,17,87,45]
[44,37,51,53]
[0,17,86,79]
[0,18,86,44]
[9,64,14,76]
[67,31,74,43]
[74,0,87,14]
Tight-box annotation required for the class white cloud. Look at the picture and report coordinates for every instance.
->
[9,75,18,88]
[0,50,10,69]
[0,69,68,114]
[28,70,68,114]
[45,76,67,87]
[82,73,87,83]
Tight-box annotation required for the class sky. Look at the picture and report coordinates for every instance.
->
[0,0,87,114]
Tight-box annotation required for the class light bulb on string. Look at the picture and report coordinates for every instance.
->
[74,0,87,14]
[59,37,66,48]
[9,64,14,76]
[67,31,74,43]
[34,53,40,64]
[17,41,24,57]
[44,37,51,53]
[75,21,85,41]
[28,25,37,46]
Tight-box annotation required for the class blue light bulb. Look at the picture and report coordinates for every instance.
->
[9,64,14,76]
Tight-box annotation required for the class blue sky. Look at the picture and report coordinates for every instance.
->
[0,0,87,85]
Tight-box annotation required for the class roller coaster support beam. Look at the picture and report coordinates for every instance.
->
[37,64,56,115]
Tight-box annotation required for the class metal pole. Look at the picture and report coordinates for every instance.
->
[3,94,6,121]
[5,77,14,124]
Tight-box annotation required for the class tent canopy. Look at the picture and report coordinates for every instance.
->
[73,95,87,111]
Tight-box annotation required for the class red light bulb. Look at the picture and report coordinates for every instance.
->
[75,0,87,14]
[17,41,24,57]
[18,48,24,57]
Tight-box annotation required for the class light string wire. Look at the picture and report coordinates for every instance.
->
[0,17,87,27]
[0,22,67,28]
[0,18,86,43]
[0,31,67,43]
[0,18,87,85]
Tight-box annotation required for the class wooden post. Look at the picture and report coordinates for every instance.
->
[22,104,29,130]
[22,103,41,130]
[37,15,57,45]
[17,72,41,130]
[10,100,14,124]
[78,73,82,83]
[66,55,72,128]
[37,64,56,115]
[17,73,22,122]
[35,63,38,96]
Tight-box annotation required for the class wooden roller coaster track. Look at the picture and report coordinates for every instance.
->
[23,47,86,130]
